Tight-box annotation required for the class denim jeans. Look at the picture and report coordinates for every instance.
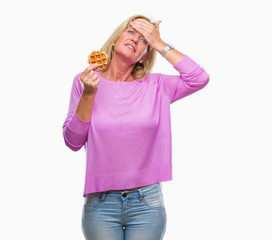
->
[81,183,167,240]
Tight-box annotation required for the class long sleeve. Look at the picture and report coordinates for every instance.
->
[62,73,91,151]
[159,55,210,104]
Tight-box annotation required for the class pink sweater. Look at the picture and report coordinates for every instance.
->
[63,55,209,197]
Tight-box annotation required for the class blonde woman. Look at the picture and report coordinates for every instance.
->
[63,15,209,240]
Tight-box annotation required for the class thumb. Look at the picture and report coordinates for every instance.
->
[154,20,162,29]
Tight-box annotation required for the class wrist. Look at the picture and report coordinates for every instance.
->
[161,43,175,57]
[82,89,97,98]
[153,40,166,54]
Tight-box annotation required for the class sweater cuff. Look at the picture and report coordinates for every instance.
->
[68,113,91,136]
[173,55,199,74]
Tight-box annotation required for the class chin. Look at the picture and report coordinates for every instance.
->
[121,53,138,65]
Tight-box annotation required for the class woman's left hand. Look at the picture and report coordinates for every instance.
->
[129,19,164,51]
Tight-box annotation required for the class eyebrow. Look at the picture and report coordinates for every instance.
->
[127,27,145,38]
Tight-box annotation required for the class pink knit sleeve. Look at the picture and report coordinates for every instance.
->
[62,73,91,151]
[159,55,210,104]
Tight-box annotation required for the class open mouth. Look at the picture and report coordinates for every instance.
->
[125,44,136,52]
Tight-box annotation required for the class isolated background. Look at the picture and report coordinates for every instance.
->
[0,0,271,239]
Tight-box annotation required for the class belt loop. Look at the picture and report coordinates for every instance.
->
[100,192,106,202]
[138,188,144,201]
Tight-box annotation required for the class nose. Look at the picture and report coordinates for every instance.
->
[131,33,140,44]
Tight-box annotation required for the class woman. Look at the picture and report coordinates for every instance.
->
[63,15,209,240]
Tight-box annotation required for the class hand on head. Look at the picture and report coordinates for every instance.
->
[129,18,162,50]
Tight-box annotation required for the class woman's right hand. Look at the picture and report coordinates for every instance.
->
[80,64,100,95]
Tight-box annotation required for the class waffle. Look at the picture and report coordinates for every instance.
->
[88,51,108,71]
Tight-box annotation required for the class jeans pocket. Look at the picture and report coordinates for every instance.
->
[143,189,165,211]
[83,193,101,213]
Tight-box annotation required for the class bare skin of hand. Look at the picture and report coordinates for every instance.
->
[80,63,100,95]
[76,64,100,122]
[130,18,185,65]
[129,18,165,52]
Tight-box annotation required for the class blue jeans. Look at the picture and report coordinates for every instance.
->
[81,183,167,240]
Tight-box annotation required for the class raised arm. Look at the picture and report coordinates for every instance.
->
[62,64,99,151]
[130,19,209,104]
[129,19,185,65]
[76,64,100,122]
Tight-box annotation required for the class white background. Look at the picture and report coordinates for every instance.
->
[0,0,271,239]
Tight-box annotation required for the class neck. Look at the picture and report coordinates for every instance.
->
[100,53,135,82]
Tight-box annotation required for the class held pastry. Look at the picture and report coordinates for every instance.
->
[88,51,108,71]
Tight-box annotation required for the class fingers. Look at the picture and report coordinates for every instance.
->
[80,64,100,93]
[84,70,98,83]
[130,18,162,49]
[131,18,153,29]
[130,18,162,38]
[131,18,161,32]
[130,19,151,35]
[80,63,98,80]
[86,77,100,90]
[154,20,162,30]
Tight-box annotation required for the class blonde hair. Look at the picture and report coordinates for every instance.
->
[100,15,157,80]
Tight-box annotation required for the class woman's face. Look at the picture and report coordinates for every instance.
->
[114,25,148,64]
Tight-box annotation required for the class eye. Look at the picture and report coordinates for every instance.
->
[128,30,134,35]
[141,38,147,45]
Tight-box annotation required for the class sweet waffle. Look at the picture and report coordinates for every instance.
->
[88,51,108,71]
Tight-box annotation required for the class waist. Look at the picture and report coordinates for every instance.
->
[110,185,149,192]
